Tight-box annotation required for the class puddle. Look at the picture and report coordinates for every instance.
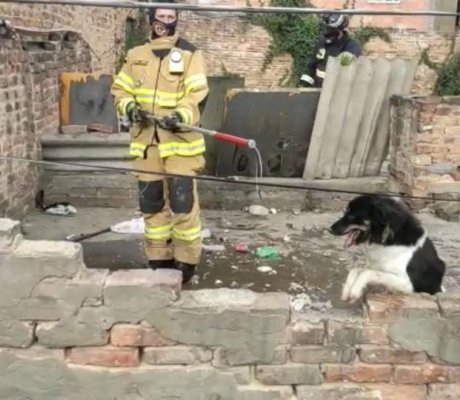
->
[22,207,460,312]
[81,227,359,309]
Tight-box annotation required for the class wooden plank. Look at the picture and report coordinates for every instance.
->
[332,57,373,178]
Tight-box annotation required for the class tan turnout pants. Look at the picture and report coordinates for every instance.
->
[134,146,204,265]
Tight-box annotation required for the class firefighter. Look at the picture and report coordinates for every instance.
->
[299,13,361,88]
[111,1,209,284]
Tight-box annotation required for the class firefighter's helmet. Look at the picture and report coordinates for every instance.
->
[321,13,349,30]
[321,13,350,43]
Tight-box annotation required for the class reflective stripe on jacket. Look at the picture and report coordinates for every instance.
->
[111,33,209,158]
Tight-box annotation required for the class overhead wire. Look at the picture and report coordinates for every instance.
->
[0,155,456,204]
[1,0,460,17]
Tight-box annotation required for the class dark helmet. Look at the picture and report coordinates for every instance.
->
[321,13,349,43]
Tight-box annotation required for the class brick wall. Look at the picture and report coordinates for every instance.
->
[311,0,431,31]
[0,38,37,218]
[0,31,91,218]
[364,31,459,95]
[179,2,459,94]
[0,3,130,73]
[2,0,460,220]
[1,218,460,399]
[194,0,434,31]
[389,95,460,199]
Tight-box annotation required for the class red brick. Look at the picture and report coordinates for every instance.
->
[437,293,460,317]
[365,293,439,322]
[111,324,177,347]
[322,363,392,383]
[66,346,139,367]
[417,133,433,143]
[143,346,212,365]
[445,126,460,136]
[282,320,325,345]
[364,384,427,400]
[328,320,389,345]
[394,365,460,384]
[415,144,434,154]
[411,155,432,166]
[421,103,438,114]
[359,346,427,364]
[428,384,460,400]
[290,345,356,364]
[434,115,457,128]
[297,383,427,400]
[256,363,323,385]
[435,106,454,116]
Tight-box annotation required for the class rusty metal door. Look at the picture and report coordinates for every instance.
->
[215,89,320,177]
[59,72,118,133]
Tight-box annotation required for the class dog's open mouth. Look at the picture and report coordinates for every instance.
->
[345,228,363,247]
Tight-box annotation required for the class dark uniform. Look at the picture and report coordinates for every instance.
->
[300,14,362,88]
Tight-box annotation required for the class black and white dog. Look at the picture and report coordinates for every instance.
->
[329,195,446,303]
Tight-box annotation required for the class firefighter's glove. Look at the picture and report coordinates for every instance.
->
[126,102,149,125]
[160,112,182,132]
[339,51,356,66]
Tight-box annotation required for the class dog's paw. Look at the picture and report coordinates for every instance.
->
[348,285,365,304]
[341,287,350,302]
[341,290,361,304]
[341,268,363,302]
[347,293,362,304]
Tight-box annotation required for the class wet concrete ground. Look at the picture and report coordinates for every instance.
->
[21,207,460,310]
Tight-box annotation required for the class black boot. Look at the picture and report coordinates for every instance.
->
[175,261,196,284]
[148,259,174,270]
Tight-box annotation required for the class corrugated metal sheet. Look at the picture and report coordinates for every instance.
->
[303,56,417,179]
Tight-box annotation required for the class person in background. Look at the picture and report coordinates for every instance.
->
[299,13,362,88]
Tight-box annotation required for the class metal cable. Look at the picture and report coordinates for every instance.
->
[1,0,460,17]
[0,154,457,203]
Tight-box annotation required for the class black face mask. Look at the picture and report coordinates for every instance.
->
[151,17,178,38]
[323,26,340,43]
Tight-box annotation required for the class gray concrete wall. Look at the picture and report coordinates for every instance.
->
[39,170,390,212]
[1,217,460,399]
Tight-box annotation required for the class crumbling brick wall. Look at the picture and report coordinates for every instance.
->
[311,0,434,32]
[365,31,460,95]
[1,0,458,91]
[0,31,91,218]
[1,217,459,400]
[389,95,460,198]
[0,3,129,73]
[183,20,459,94]
[0,37,37,218]
[180,0,459,93]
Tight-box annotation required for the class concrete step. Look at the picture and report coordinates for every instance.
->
[40,133,392,211]
[41,133,131,171]
[39,171,390,211]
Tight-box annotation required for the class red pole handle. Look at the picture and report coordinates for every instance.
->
[214,131,251,147]
[150,115,256,148]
